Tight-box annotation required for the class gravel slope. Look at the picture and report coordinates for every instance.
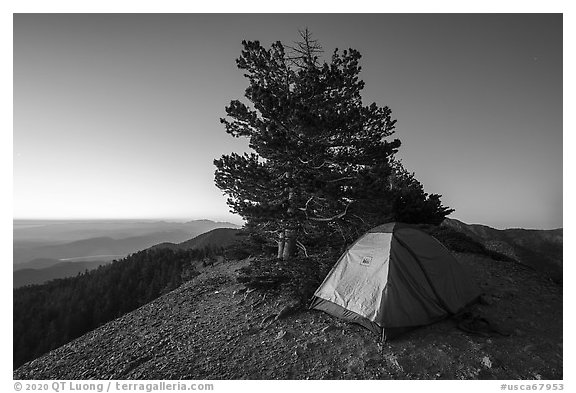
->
[14,253,562,380]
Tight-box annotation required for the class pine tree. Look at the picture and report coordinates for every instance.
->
[387,160,454,225]
[215,30,401,259]
[215,30,452,260]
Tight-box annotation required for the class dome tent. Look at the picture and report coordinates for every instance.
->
[310,222,480,340]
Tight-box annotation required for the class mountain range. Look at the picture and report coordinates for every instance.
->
[441,218,562,282]
[150,227,243,251]
[14,219,239,264]
[13,260,110,288]
[13,218,562,288]
[13,219,238,243]
[13,220,240,288]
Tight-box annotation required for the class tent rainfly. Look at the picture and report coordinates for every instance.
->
[310,222,480,340]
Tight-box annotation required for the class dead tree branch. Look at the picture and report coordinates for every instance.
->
[296,240,309,258]
[307,200,354,222]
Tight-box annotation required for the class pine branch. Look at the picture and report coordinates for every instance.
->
[296,240,309,258]
[307,200,354,222]
[298,157,331,170]
[297,196,315,212]
[326,176,355,183]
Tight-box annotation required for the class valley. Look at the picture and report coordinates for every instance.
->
[13,219,240,288]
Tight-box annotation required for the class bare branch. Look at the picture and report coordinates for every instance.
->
[296,240,309,258]
[351,214,367,226]
[307,201,354,222]
[326,176,355,183]
[285,28,324,67]
[297,196,315,212]
[333,222,347,242]
[298,157,329,170]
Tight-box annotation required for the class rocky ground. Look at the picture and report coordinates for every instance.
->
[14,252,562,380]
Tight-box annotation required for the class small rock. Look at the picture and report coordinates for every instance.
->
[275,329,294,340]
[235,288,248,295]
[304,340,320,351]
[347,358,365,374]
[481,356,492,368]
[321,325,338,334]
[383,353,402,371]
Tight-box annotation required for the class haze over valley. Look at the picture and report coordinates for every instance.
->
[13,219,239,287]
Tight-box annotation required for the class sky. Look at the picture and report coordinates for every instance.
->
[13,13,563,229]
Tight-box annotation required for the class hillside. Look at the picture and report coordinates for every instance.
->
[442,219,563,282]
[14,250,562,380]
[13,260,110,288]
[13,247,218,368]
[151,228,242,252]
[13,225,244,367]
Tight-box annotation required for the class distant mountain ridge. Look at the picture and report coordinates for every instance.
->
[14,233,182,265]
[14,219,240,267]
[151,228,243,252]
[442,218,562,281]
[13,226,244,288]
[13,219,240,244]
[13,260,110,288]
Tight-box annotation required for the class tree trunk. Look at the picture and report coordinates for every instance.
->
[282,229,296,260]
[281,171,297,260]
[277,231,285,259]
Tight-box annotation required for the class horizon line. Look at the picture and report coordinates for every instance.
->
[11,216,561,231]
[13,217,245,223]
